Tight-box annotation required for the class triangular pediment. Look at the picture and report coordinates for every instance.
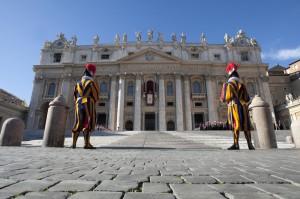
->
[118,47,181,63]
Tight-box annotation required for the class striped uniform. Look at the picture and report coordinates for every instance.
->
[220,77,251,132]
[72,76,99,133]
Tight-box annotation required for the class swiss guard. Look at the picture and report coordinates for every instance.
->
[220,62,255,150]
[72,63,99,149]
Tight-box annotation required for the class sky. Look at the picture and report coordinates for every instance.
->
[0,0,299,104]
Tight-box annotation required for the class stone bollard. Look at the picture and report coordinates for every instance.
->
[249,95,277,149]
[0,118,24,146]
[43,95,69,147]
[291,119,300,148]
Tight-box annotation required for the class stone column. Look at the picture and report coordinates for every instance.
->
[206,76,218,122]
[108,76,117,131]
[158,75,166,131]
[176,74,184,131]
[291,119,300,148]
[184,76,192,131]
[116,75,125,131]
[27,77,43,130]
[0,118,24,146]
[134,75,142,130]
[43,95,69,147]
[249,95,277,149]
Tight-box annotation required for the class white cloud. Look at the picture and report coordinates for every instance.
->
[263,46,300,61]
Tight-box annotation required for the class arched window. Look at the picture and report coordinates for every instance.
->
[167,120,175,131]
[47,83,56,97]
[192,81,201,94]
[100,82,108,93]
[247,82,256,97]
[146,80,154,93]
[127,81,134,96]
[125,120,133,131]
[167,81,174,96]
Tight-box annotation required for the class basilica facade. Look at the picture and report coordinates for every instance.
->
[27,30,274,131]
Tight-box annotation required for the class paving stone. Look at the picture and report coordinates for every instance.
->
[150,176,183,184]
[210,184,266,194]
[0,192,17,199]
[16,192,69,199]
[42,173,83,181]
[48,180,97,192]
[142,183,171,193]
[212,175,254,184]
[123,193,175,199]
[0,180,56,194]
[272,174,300,184]
[94,180,138,192]
[170,184,223,199]
[114,174,149,182]
[0,179,17,189]
[80,173,114,181]
[69,191,122,199]
[223,192,275,199]
[132,169,159,176]
[160,169,191,176]
[242,174,290,184]
[250,184,300,198]
[183,176,218,184]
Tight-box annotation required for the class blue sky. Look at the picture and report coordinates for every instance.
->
[0,0,299,104]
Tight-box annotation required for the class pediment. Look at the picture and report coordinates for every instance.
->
[118,48,181,63]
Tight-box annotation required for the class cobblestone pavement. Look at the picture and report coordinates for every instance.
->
[0,132,300,199]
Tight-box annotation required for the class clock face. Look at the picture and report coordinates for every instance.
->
[53,40,64,49]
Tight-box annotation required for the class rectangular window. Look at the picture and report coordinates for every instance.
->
[167,102,174,106]
[195,102,202,107]
[81,55,87,61]
[101,54,110,60]
[166,52,172,55]
[214,54,221,60]
[98,102,106,106]
[191,53,199,59]
[127,102,133,106]
[53,53,62,63]
[128,52,134,56]
[241,51,249,61]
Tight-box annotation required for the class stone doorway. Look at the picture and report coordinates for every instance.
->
[145,112,156,130]
[194,113,204,129]
[97,113,107,127]
[167,120,175,131]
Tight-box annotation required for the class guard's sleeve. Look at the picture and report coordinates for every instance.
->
[73,83,78,102]
[225,83,234,103]
[241,84,251,104]
[90,80,100,102]
[220,83,233,103]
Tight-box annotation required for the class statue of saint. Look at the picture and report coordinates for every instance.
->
[158,32,163,43]
[147,29,154,42]
[135,32,142,42]
[122,33,128,43]
[171,33,177,42]
[71,35,77,46]
[115,34,120,45]
[93,35,99,46]
[180,32,186,44]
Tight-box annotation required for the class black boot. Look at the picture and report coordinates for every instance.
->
[247,142,255,150]
[227,144,240,150]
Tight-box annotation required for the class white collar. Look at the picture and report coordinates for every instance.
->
[82,76,93,81]
[228,77,240,83]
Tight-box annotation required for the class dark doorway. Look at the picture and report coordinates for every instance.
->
[125,120,133,131]
[167,120,175,131]
[39,102,50,129]
[194,113,204,129]
[145,112,156,130]
[97,113,107,127]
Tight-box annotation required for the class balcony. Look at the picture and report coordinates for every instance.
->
[192,93,206,99]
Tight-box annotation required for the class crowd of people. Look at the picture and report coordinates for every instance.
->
[195,121,231,130]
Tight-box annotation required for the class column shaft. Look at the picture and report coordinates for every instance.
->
[159,75,166,131]
[206,77,218,122]
[176,75,184,131]
[116,75,125,131]
[108,76,117,130]
[184,76,192,130]
[134,76,142,130]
